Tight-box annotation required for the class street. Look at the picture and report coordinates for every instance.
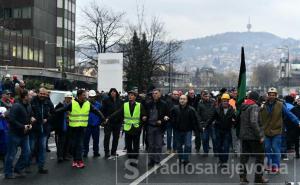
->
[1,128,299,185]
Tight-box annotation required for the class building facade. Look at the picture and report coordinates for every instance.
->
[0,0,75,71]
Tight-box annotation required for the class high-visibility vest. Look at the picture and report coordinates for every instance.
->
[123,102,141,131]
[69,100,90,127]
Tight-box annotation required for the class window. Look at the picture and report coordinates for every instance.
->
[72,3,76,13]
[22,29,31,36]
[12,45,17,57]
[28,48,33,60]
[23,46,28,60]
[39,49,43,63]
[65,0,69,10]
[34,49,39,62]
[4,8,12,18]
[3,43,9,56]
[17,45,22,58]
[0,8,4,18]
[57,36,63,46]
[13,8,22,18]
[68,1,72,11]
[57,0,63,8]
[57,17,63,28]
[22,7,31,19]
[64,18,68,29]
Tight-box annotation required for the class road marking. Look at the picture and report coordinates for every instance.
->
[129,136,196,185]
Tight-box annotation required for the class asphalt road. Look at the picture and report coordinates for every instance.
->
[1,129,299,185]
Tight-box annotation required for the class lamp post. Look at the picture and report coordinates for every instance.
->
[45,41,64,79]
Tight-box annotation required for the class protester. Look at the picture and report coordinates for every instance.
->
[107,89,147,167]
[144,89,169,167]
[166,90,179,153]
[29,88,54,174]
[4,90,33,179]
[102,88,123,159]
[1,90,14,109]
[239,91,268,184]
[0,107,8,168]
[53,92,73,163]
[83,90,102,158]
[197,91,217,155]
[288,96,300,159]
[56,89,105,169]
[261,87,300,173]
[170,95,199,165]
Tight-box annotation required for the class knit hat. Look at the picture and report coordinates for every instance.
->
[248,91,259,102]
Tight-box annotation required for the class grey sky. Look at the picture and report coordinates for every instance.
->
[76,0,300,40]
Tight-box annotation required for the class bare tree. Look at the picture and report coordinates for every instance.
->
[76,1,126,70]
[251,63,278,87]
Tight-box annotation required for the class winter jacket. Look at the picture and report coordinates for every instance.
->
[0,116,8,155]
[8,101,32,136]
[102,96,123,126]
[197,100,215,128]
[209,105,236,132]
[51,102,69,134]
[88,101,102,127]
[239,99,264,141]
[31,96,55,135]
[144,99,169,131]
[170,105,199,132]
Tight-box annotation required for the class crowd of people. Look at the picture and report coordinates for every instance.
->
[0,75,300,184]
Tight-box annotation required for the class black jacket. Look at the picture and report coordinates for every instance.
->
[144,99,169,131]
[31,96,55,135]
[102,96,123,126]
[170,105,199,132]
[208,105,236,131]
[197,100,215,128]
[50,102,67,134]
[188,96,199,109]
[8,101,32,136]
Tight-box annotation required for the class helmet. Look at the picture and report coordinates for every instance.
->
[64,92,73,98]
[268,87,278,94]
[221,93,230,100]
[5,74,10,78]
[88,90,97,97]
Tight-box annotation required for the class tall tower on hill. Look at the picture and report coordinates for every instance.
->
[247,17,252,32]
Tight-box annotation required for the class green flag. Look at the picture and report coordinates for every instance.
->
[237,47,246,107]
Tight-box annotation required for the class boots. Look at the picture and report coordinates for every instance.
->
[240,175,249,185]
[254,175,269,184]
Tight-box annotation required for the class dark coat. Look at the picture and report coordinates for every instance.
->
[197,100,215,128]
[144,99,169,131]
[8,102,32,136]
[209,105,236,132]
[102,96,123,126]
[31,96,54,135]
[170,105,199,132]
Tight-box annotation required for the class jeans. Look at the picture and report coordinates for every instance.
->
[147,126,163,163]
[4,132,30,177]
[281,131,287,156]
[202,125,217,153]
[176,131,192,161]
[29,132,47,169]
[264,135,282,168]
[166,122,177,150]
[215,129,231,163]
[70,127,85,161]
[104,124,121,155]
[83,125,100,155]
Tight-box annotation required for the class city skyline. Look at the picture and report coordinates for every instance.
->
[77,0,300,40]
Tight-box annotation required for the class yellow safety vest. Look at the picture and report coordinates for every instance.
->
[123,102,141,131]
[69,100,90,127]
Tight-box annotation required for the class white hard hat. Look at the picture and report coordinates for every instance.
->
[0,107,7,114]
[88,90,97,97]
[268,87,278,94]
[5,74,10,78]
[64,92,73,98]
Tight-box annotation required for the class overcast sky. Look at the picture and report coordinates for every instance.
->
[76,0,300,40]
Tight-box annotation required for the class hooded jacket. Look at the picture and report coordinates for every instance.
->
[102,89,123,126]
[239,99,264,141]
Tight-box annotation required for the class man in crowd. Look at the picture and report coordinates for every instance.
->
[170,95,199,165]
[197,91,217,155]
[56,90,105,169]
[29,88,54,174]
[290,96,300,158]
[144,89,169,167]
[107,90,147,166]
[239,91,268,184]
[261,87,300,173]
[83,90,102,158]
[1,90,14,109]
[53,92,73,163]
[102,88,123,159]
[208,93,236,167]
[166,90,179,153]
[4,90,33,179]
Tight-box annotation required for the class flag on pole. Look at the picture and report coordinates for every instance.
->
[237,47,247,107]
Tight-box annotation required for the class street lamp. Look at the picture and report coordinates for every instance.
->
[45,41,64,79]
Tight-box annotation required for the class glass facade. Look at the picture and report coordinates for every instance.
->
[56,0,75,71]
[0,27,45,67]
